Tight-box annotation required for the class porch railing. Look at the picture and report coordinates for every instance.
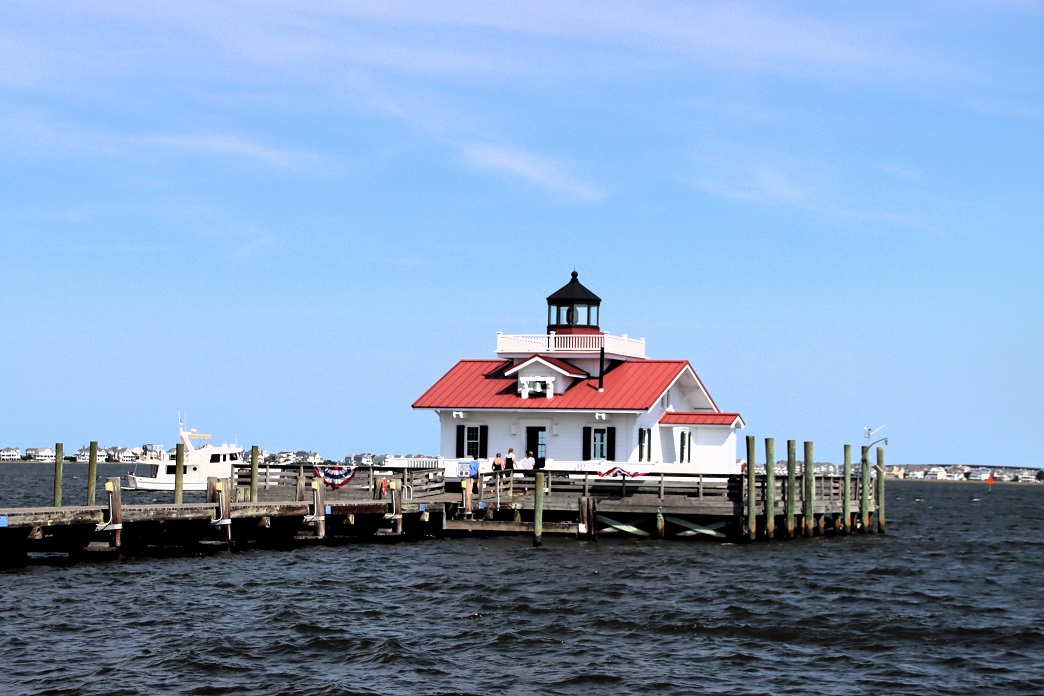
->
[496,332,645,358]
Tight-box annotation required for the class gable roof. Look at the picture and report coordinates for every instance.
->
[659,412,745,427]
[413,358,706,412]
[503,354,589,379]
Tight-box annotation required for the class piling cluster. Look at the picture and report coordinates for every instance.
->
[743,436,885,541]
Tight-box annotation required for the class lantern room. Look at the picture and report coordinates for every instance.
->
[546,271,601,335]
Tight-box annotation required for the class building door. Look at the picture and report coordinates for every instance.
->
[525,426,547,468]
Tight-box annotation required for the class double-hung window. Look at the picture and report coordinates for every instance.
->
[638,428,652,462]
[678,429,692,464]
[592,428,608,460]
[582,426,615,461]
[455,424,489,459]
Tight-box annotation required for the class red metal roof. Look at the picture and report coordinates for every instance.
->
[659,412,745,427]
[412,359,697,411]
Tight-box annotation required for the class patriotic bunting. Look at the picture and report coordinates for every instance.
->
[598,466,646,478]
[314,465,357,488]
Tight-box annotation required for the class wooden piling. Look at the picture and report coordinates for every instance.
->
[250,445,259,503]
[764,438,775,540]
[106,476,122,549]
[786,440,796,538]
[221,478,233,545]
[578,496,588,538]
[296,468,306,502]
[533,471,545,547]
[174,443,185,505]
[206,477,232,546]
[860,446,870,533]
[803,441,815,537]
[745,435,756,541]
[312,479,327,538]
[842,444,852,533]
[876,446,886,534]
[86,441,99,506]
[53,442,64,506]
[589,495,598,541]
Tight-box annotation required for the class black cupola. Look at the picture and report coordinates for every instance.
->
[546,271,601,334]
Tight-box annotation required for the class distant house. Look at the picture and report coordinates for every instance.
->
[141,444,167,461]
[74,446,95,463]
[237,448,269,464]
[295,450,323,465]
[113,447,137,464]
[0,447,20,461]
[925,466,947,480]
[275,451,297,465]
[27,447,56,463]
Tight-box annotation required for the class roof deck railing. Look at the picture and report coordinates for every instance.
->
[496,332,646,359]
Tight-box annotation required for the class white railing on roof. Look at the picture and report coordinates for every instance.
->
[496,332,646,358]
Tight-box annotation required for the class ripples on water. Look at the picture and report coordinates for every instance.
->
[2,467,1042,695]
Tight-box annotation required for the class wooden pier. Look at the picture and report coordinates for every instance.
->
[0,438,884,564]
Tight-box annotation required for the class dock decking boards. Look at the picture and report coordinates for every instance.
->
[0,456,883,564]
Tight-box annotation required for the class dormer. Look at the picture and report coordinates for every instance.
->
[547,271,601,336]
[504,355,589,400]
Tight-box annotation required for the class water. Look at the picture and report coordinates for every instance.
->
[2,467,1042,695]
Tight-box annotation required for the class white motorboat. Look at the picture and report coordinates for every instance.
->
[126,423,244,491]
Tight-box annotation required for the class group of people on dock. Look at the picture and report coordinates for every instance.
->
[461,448,537,512]
[489,447,536,472]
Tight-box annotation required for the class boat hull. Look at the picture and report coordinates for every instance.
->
[125,475,210,491]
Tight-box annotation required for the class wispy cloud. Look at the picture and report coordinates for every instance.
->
[461,142,605,203]
[0,110,325,172]
[133,133,325,172]
[692,154,923,230]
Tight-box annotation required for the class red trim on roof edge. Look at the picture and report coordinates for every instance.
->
[659,412,745,427]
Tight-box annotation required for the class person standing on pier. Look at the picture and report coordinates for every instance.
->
[505,447,516,470]
[519,451,536,471]
[492,452,505,497]
[460,453,480,516]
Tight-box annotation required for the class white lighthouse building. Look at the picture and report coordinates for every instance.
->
[412,271,744,475]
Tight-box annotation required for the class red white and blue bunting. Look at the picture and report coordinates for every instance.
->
[314,465,357,488]
[597,466,646,478]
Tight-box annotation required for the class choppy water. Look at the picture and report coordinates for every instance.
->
[2,465,1042,695]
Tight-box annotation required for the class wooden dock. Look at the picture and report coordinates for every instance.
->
[0,438,885,563]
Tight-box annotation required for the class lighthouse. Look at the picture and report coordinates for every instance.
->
[412,272,744,474]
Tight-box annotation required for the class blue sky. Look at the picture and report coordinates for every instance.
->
[1,1,1040,466]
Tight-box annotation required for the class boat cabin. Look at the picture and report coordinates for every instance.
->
[126,426,244,491]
